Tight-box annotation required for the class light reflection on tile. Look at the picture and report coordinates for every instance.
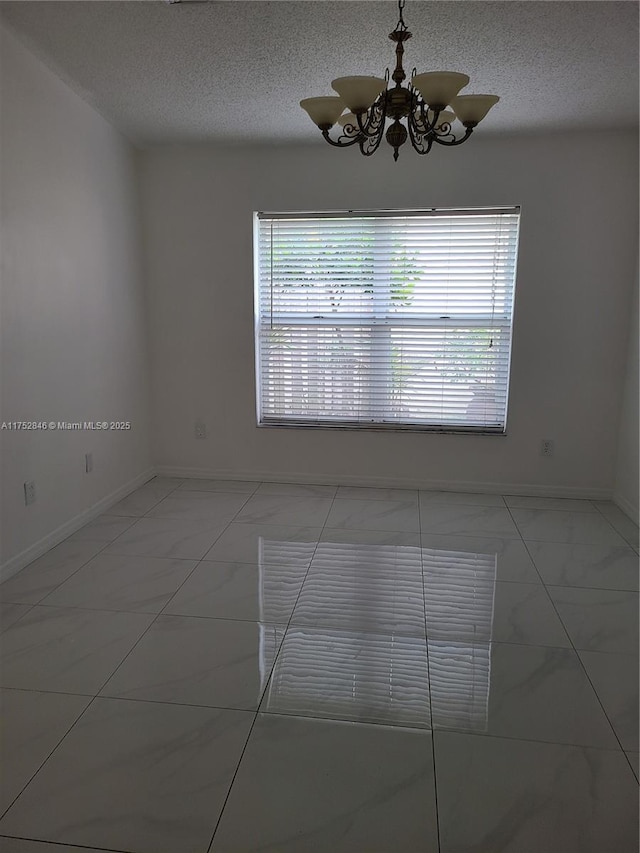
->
[421,534,540,582]
[294,557,425,637]
[263,626,431,728]
[318,528,422,572]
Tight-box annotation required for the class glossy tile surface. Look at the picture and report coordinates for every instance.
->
[0,541,105,604]
[66,513,137,542]
[527,541,639,590]
[235,494,333,527]
[326,498,420,532]
[0,602,31,632]
[429,641,617,747]
[0,689,90,814]
[145,490,249,523]
[41,554,197,613]
[578,650,639,750]
[203,522,321,566]
[511,508,626,544]
[106,484,174,517]
[0,698,253,853]
[105,516,226,559]
[420,504,520,538]
[3,481,637,851]
[164,560,304,623]
[0,606,153,694]
[547,586,639,654]
[211,715,439,853]
[101,615,284,709]
[435,732,639,853]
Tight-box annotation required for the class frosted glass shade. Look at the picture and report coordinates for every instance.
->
[450,94,499,125]
[300,96,345,128]
[338,113,359,127]
[411,71,469,107]
[414,108,457,131]
[331,76,387,113]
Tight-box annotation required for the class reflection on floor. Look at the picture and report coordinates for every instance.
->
[0,477,638,853]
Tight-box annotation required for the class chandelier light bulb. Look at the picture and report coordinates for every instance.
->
[299,0,499,160]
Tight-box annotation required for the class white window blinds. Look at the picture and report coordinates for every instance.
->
[255,208,520,432]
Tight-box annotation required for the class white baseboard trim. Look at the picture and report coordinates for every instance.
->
[0,467,156,583]
[155,465,613,501]
[612,493,640,524]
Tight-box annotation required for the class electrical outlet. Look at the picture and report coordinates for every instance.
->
[85,452,93,473]
[541,439,554,457]
[194,422,207,439]
[24,481,36,506]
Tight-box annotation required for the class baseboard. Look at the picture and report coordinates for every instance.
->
[612,493,640,524]
[0,467,157,583]
[155,464,613,501]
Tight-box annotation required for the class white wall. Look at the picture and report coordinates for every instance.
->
[614,253,639,519]
[140,132,638,496]
[0,25,152,570]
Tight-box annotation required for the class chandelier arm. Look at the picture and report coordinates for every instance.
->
[407,113,434,155]
[355,95,386,138]
[359,99,387,156]
[431,127,475,146]
[321,129,364,148]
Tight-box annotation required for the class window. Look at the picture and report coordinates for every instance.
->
[254,207,520,433]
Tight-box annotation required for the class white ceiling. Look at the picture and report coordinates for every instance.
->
[1,1,638,146]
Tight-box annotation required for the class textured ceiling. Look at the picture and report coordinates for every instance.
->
[1,1,638,146]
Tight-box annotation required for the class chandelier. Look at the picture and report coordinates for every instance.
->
[300,0,499,161]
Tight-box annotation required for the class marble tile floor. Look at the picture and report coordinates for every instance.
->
[0,477,638,853]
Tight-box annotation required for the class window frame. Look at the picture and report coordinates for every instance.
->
[254,207,520,435]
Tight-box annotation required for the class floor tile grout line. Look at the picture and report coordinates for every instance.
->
[519,536,635,759]
[0,834,133,853]
[418,489,442,853]
[0,490,274,839]
[591,501,639,551]
[1,539,115,608]
[0,692,99,826]
[204,484,338,853]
